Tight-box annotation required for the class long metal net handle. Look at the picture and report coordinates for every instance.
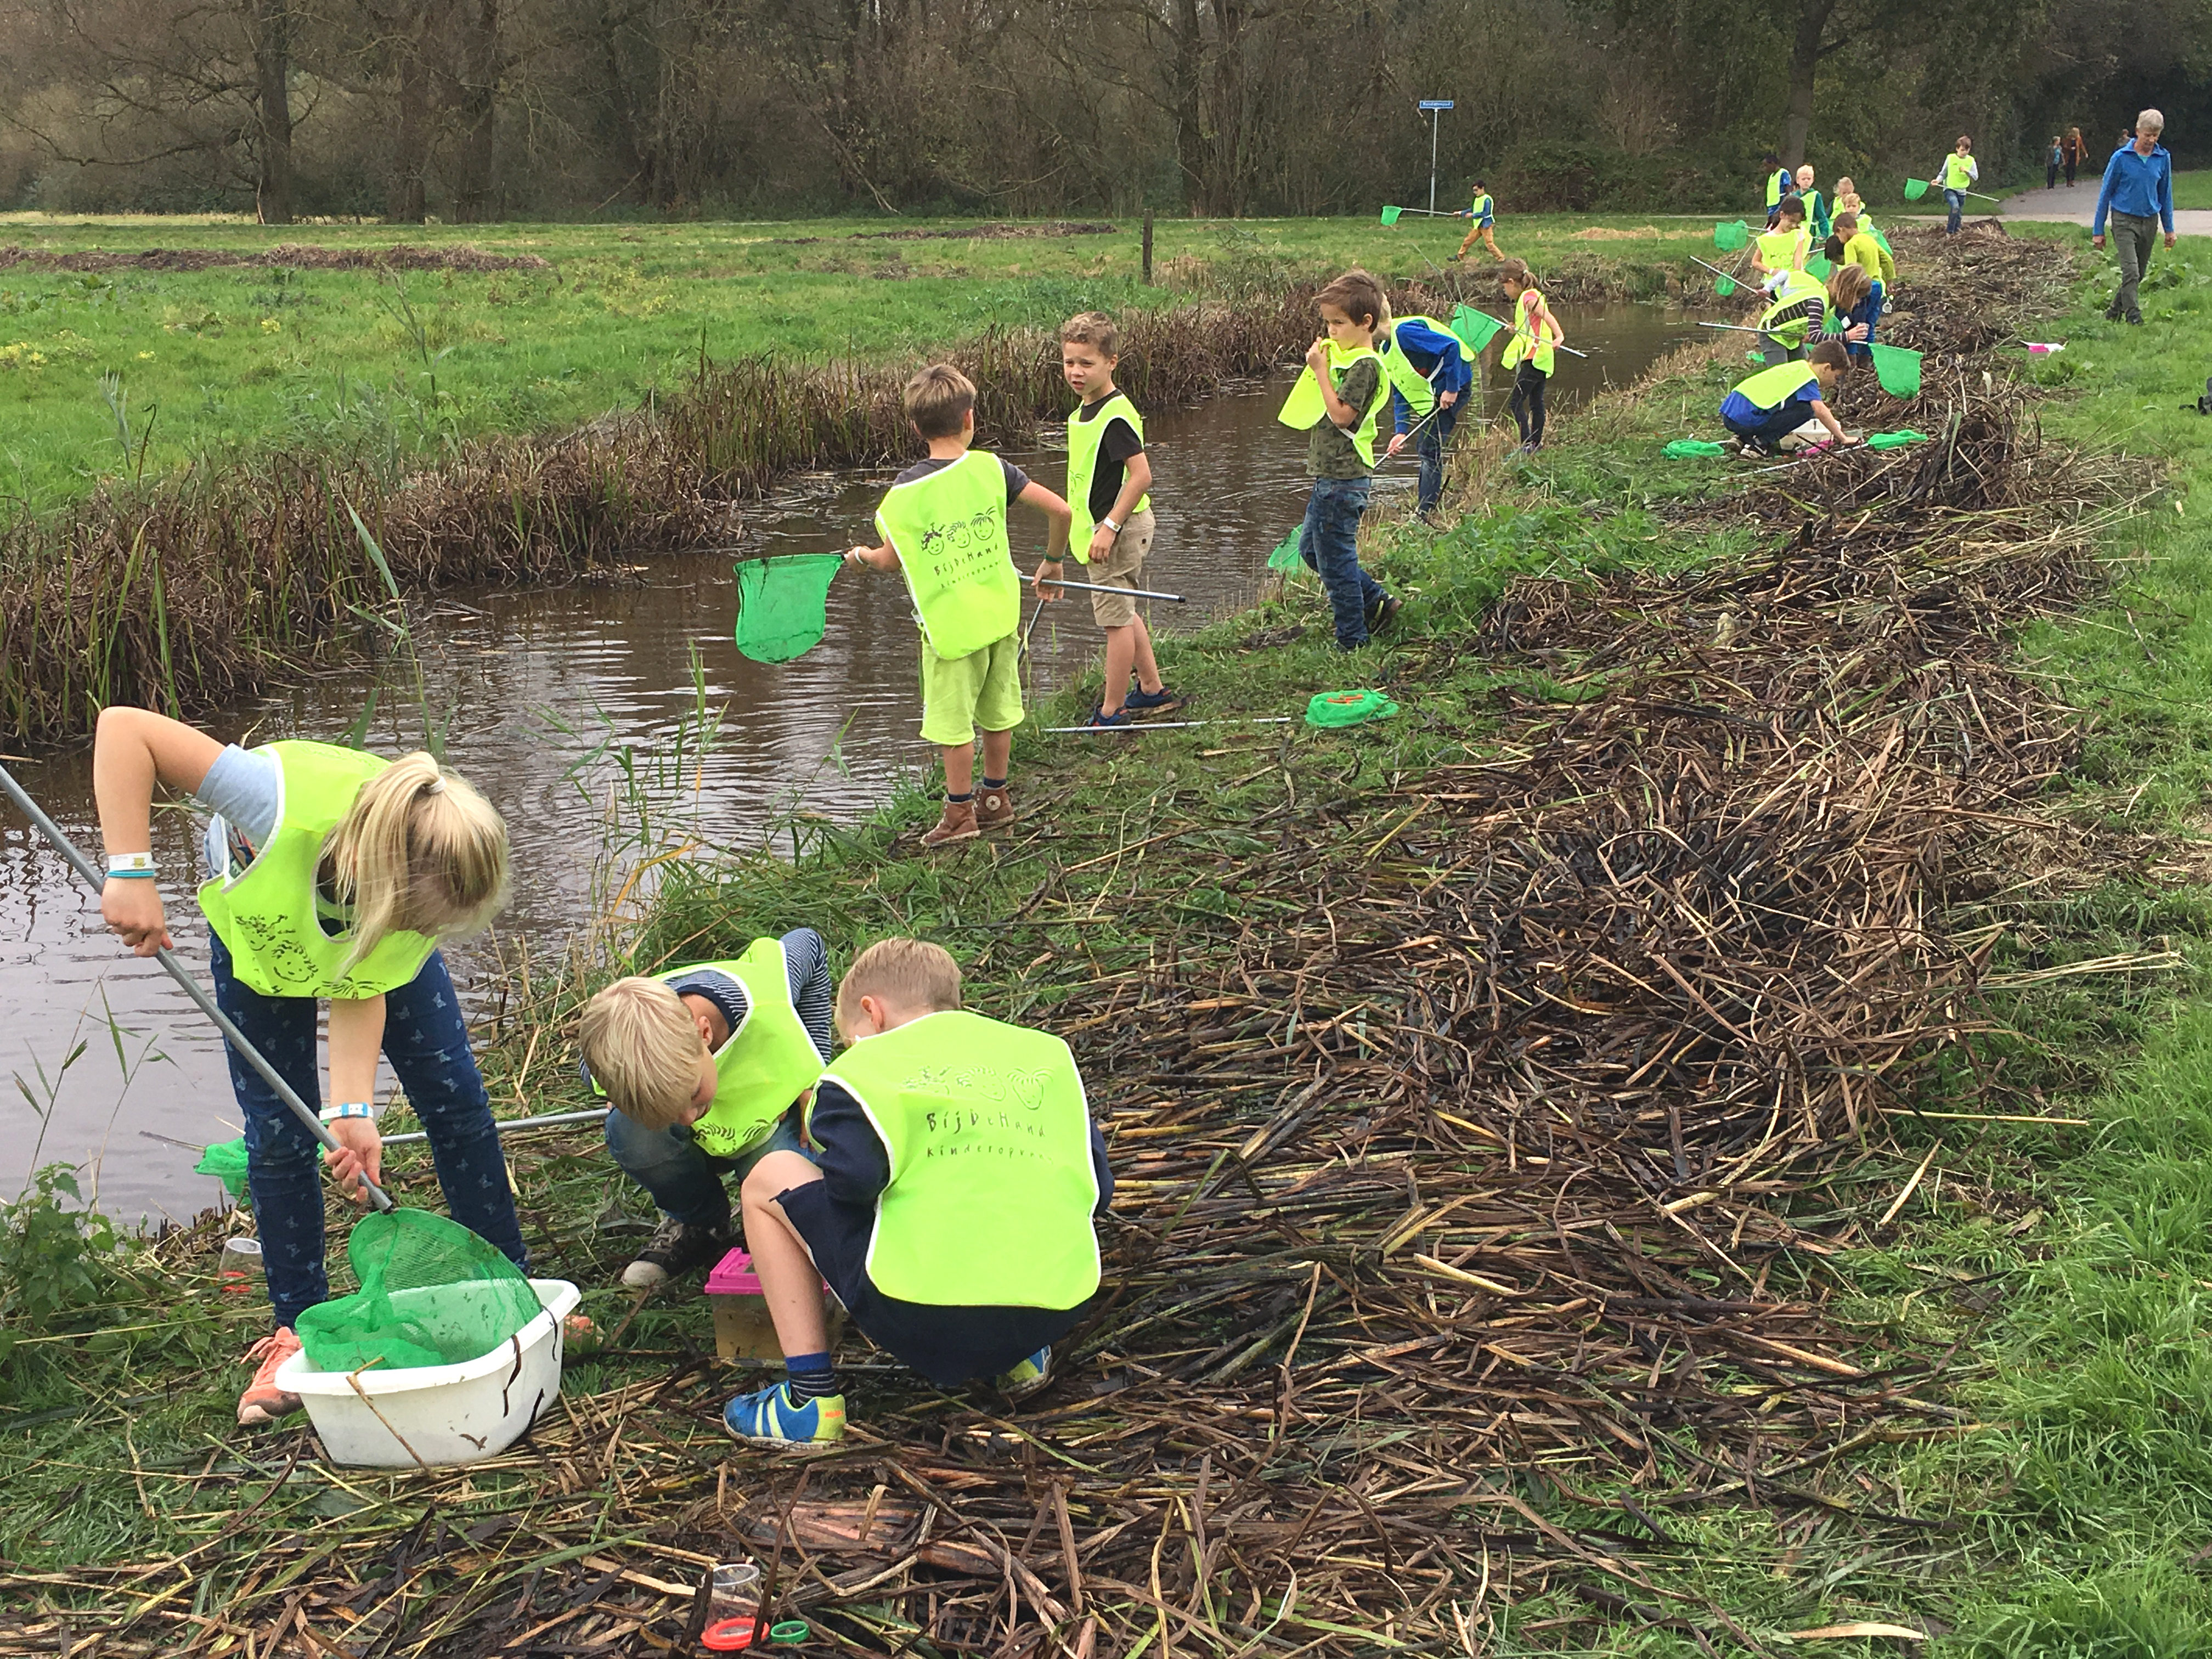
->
[0,760,395,1212]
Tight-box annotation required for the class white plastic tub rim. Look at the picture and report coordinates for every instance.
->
[276,1277,579,1468]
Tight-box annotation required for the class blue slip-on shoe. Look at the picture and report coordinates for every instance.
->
[1084,706,1132,729]
[724,1380,847,1446]
[1124,686,1187,718]
[994,1346,1054,1402]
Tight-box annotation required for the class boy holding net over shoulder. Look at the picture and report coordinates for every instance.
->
[1035,312,1184,729]
[721,939,1114,1445]
[578,930,837,1289]
[843,365,1074,847]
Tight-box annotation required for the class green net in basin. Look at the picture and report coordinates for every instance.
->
[1869,343,1922,397]
[296,1209,541,1375]
[1714,221,1748,251]
[734,555,843,664]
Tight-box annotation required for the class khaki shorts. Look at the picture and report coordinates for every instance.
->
[918,630,1024,747]
[1077,507,1155,630]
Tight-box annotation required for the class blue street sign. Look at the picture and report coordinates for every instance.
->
[1419,100,1454,110]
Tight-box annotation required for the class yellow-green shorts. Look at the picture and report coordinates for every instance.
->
[919,631,1024,747]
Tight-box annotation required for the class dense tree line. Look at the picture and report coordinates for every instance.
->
[0,0,2202,221]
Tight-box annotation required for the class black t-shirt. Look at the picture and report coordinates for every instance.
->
[1072,397,1145,524]
[891,453,1029,505]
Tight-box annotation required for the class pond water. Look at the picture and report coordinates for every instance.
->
[0,303,1689,1220]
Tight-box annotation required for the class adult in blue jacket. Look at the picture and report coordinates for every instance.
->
[2092,109,2177,326]
[1381,315,1475,515]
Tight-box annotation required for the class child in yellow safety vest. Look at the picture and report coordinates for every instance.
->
[1276,268,1403,650]
[844,365,1074,848]
[1499,258,1563,453]
[1035,311,1184,729]
[1752,264,1869,365]
[87,706,527,1428]
[1720,343,1858,456]
[721,939,1114,1446]
[1753,197,1812,282]
[577,931,837,1290]
[1933,136,1978,235]
[1454,179,1503,261]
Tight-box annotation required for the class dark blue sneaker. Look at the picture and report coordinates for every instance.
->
[1124,686,1186,717]
[1085,706,1132,729]
[724,1380,846,1446]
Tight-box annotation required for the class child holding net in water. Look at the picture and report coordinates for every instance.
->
[89,706,527,1426]
[843,364,1073,847]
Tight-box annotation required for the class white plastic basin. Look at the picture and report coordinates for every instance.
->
[276,1278,579,1468]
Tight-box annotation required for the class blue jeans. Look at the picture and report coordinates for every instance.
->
[1725,402,1814,453]
[213,938,526,1330]
[1297,476,1384,650]
[1847,286,1884,362]
[1944,188,1964,234]
[1416,402,1458,514]
[605,1105,816,1228]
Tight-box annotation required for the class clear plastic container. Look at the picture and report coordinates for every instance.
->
[218,1236,265,1297]
[703,1561,763,1651]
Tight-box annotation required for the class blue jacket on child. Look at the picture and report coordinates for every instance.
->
[1390,318,1476,435]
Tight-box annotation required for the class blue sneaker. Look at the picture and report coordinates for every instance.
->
[994,1346,1054,1401]
[723,1381,846,1446]
[1124,685,1187,718]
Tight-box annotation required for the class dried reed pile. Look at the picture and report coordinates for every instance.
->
[0,239,2111,1658]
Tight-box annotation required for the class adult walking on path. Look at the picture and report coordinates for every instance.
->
[2092,110,2177,325]
[2064,127,2084,187]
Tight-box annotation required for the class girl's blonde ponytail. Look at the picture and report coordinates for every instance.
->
[324,753,510,970]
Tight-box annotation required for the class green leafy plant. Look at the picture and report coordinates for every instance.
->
[0,1165,126,1353]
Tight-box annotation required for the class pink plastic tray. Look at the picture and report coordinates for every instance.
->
[705,1249,763,1297]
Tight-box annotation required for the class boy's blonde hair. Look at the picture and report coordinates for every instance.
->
[1314,269,1386,331]
[579,976,708,1129]
[905,364,977,440]
[838,938,963,1026]
[1059,311,1121,359]
[326,752,509,970]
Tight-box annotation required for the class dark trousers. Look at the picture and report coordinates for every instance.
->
[214,938,526,1329]
[2065,155,2078,186]
[1724,403,1812,454]
[1297,475,1385,650]
[1415,400,1457,513]
[1509,361,1548,446]
[2047,161,2060,188]
[2107,211,2159,322]
[1944,188,1965,234]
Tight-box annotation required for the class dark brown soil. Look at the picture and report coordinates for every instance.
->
[0,242,552,274]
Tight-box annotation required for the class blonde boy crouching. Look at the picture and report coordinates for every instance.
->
[721,940,1115,1446]
[580,928,835,1289]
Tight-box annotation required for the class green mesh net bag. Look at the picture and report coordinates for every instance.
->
[296,1210,542,1374]
[195,1137,250,1200]
[733,555,843,664]
[1714,220,1750,251]
[1306,689,1400,729]
[1267,532,1305,571]
[1450,305,1505,354]
[1663,439,1729,459]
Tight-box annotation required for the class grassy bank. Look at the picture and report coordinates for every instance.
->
[0,213,1714,516]
[14,226,2209,1655]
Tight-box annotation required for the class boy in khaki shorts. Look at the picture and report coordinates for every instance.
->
[845,365,1073,846]
[1037,312,1183,728]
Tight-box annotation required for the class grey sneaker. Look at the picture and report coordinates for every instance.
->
[622,1215,732,1289]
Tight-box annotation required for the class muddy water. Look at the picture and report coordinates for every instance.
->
[0,304,1684,1220]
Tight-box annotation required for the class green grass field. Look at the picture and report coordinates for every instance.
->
[0,212,1714,514]
[2170,169,2212,210]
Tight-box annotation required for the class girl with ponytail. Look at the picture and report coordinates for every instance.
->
[92,706,526,1427]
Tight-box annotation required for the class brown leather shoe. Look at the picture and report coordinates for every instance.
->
[921,799,980,847]
[974,783,1015,831]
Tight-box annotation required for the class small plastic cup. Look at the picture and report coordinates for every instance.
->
[218,1237,265,1296]
[701,1561,761,1648]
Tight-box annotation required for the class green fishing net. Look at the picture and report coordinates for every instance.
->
[195,1137,250,1200]
[1714,221,1749,251]
[1903,178,1931,200]
[1663,440,1729,459]
[1267,532,1305,571]
[1306,689,1400,729]
[1806,255,1834,280]
[1379,205,1403,226]
[296,1209,541,1374]
[733,555,843,664]
[1865,429,1929,450]
[1714,274,1737,298]
[1869,342,1922,398]
[1450,305,1504,354]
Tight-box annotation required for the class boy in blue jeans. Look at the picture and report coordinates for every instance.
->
[1277,268,1399,650]
[579,928,837,1288]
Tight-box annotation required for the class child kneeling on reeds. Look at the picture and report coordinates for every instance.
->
[1037,311,1184,729]
[845,365,1074,847]
[721,940,1114,1446]
[1719,343,1856,456]
[578,930,836,1289]
[1276,269,1402,650]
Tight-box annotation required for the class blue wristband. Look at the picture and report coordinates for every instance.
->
[103,870,157,879]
